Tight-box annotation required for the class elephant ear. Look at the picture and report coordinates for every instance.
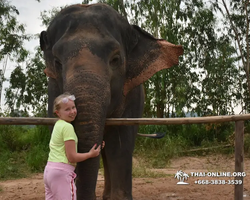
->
[40,31,59,79]
[124,25,184,96]
[40,31,49,51]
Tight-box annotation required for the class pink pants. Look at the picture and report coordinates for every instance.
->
[44,161,77,200]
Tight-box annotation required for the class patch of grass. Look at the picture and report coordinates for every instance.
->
[0,151,30,180]
[0,125,29,151]
[132,164,169,178]
[0,122,238,181]
[0,125,50,180]
[135,135,189,168]
[180,139,234,157]
[25,126,50,172]
[26,144,49,172]
[135,123,236,169]
[132,156,173,178]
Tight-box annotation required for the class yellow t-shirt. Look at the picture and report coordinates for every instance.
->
[48,119,78,166]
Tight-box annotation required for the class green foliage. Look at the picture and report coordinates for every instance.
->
[209,0,250,113]
[0,125,50,180]
[0,0,248,180]
[5,48,48,116]
[135,123,234,168]
[0,0,30,61]
[26,144,49,172]
[0,125,33,179]
[40,7,61,27]
[1,0,44,116]
[0,125,29,151]
[25,126,50,172]
[0,0,30,111]
[180,123,234,146]
[0,123,235,180]
[132,163,169,178]
[136,125,189,168]
[2,0,249,117]
[0,150,28,180]
[98,0,248,116]
[28,125,51,145]
[135,135,186,168]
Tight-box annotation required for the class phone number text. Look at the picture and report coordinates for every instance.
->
[194,179,242,185]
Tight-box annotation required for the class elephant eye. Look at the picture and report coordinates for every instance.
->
[109,54,121,70]
[54,58,62,68]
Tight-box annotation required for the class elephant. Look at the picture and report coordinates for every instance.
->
[40,3,183,200]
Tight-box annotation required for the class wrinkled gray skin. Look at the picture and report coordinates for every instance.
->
[40,3,183,200]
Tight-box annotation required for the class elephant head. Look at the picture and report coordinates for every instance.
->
[40,3,183,200]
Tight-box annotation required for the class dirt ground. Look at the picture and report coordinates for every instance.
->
[0,155,250,200]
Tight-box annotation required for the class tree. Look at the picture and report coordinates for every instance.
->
[178,1,240,116]
[0,0,30,108]
[4,0,247,118]
[5,47,48,116]
[4,2,60,116]
[0,0,29,61]
[211,0,250,113]
[130,0,208,117]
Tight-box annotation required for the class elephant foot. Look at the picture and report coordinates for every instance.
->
[102,198,132,200]
[102,194,132,200]
[102,193,111,200]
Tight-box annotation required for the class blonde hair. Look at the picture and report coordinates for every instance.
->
[53,92,76,115]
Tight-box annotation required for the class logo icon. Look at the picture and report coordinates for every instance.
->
[174,170,189,185]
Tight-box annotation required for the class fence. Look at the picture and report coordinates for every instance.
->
[1,114,250,200]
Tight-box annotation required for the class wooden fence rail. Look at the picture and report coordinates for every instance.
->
[0,114,249,200]
[1,114,250,125]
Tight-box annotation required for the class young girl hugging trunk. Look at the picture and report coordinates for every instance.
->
[43,92,104,200]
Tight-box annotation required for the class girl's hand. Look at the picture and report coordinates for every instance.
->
[89,144,101,158]
[102,141,105,149]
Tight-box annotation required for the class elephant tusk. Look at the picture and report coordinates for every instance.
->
[137,132,166,139]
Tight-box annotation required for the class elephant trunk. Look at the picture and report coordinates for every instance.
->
[64,68,110,199]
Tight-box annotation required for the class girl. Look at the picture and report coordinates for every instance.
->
[44,92,102,200]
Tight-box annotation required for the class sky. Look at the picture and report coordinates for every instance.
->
[1,0,96,109]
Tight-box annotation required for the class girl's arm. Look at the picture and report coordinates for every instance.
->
[65,140,101,163]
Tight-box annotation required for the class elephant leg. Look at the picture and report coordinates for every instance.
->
[102,85,144,200]
[102,125,137,200]
[102,148,111,200]
[75,157,100,200]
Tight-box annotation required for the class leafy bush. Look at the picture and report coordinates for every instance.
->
[135,133,189,168]
[0,125,29,151]
[0,125,50,179]
[135,123,234,168]
[26,144,49,172]
[0,122,236,180]
[26,125,51,146]
[0,150,28,180]
[25,126,50,171]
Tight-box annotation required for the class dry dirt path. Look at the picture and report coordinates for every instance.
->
[0,155,250,200]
